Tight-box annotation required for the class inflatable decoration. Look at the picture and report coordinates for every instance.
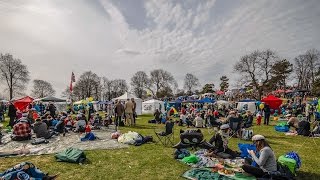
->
[259,103,264,110]
[173,129,214,150]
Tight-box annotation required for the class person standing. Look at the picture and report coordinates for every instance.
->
[131,98,137,126]
[48,102,56,118]
[124,99,134,126]
[0,102,4,122]
[115,100,124,126]
[8,102,17,128]
[263,104,271,125]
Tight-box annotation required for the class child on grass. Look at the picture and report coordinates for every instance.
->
[256,113,262,126]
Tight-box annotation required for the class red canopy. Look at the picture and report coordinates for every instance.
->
[261,95,282,111]
[14,96,34,112]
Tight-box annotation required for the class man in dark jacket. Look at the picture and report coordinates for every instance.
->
[263,104,271,125]
[33,118,54,139]
[8,102,17,127]
[114,100,124,126]
[48,102,56,118]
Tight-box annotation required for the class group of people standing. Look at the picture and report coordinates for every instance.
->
[114,98,137,126]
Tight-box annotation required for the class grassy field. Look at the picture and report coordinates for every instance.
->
[0,114,320,180]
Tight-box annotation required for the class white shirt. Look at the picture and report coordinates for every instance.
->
[194,116,204,128]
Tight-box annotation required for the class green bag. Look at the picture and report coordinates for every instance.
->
[182,154,199,164]
[278,155,297,175]
[55,148,86,164]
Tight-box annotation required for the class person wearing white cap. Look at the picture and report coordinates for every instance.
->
[242,135,277,178]
[208,124,239,159]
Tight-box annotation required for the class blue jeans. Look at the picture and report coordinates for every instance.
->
[0,162,44,180]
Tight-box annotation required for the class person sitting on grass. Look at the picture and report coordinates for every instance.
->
[54,116,66,135]
[194,114,204,128]
[242,135,277,178]
[64,114,75,130]
[0,162,57,180]
[33,118,55,139]
[208,124,239,159]
[154,109,161,124]
[243,111,254,128]
[74,114,87,133]
[11,119,32,141]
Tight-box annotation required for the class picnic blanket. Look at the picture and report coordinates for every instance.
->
[182,168,256,180]
[0,129,128,157]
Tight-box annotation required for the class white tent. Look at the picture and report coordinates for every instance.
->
[142,99,165,114]
[112,92,142,115]
[237,102,257,113]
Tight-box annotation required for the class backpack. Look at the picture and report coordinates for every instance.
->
[241,129,253,140]
[278,155,297,175]
[55,148,86,164]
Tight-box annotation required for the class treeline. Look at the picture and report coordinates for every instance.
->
[1,48,319,101]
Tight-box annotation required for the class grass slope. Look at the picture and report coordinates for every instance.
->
[0,115,319,180]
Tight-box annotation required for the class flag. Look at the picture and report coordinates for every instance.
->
[70,81,73,92]
[70,72,75,92]
[71,72,76,82]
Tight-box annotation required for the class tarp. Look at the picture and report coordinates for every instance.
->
[142,99,165,114]
[33,96,66,102]
[239,99,256,102]
[198,97,215,103]
[112,92,142,115]
[13,96,34,112]
[261,95,283,111]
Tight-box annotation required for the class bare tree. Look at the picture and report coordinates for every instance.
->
[32,79,55,98]
[258,49,278,83]
[294,55,312,90]
[110,79,128,98]
[72,71,101,100]
[184,73,200,95]
[149,69,176,97]
[234,50,278,99]
[0,53,30,99]
[131,71,149,98]
[305,49,320,84]
[101,77,113,101]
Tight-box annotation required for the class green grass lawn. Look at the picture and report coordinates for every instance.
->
[1,114,320,180]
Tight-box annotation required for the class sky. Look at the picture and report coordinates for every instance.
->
[0,0,320,98]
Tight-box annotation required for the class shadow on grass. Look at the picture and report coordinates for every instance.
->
[297,171,320,180]
[120,124,158,130]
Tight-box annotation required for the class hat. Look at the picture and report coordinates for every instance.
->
[220,124,230,130]
[31,108,36,111]
[61,116,66,120]
[286,114,292,117]
[252,135,265,141]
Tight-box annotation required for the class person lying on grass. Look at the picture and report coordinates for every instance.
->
[0,162,57,180]
[242,135,277,178]
[208,124,239,159]
[286,114,311,136]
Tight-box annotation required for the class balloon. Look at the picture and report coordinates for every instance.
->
[259,104,265,110]
[87,97,94,102]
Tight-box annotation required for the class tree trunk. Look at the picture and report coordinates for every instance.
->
[10,73,13,100]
